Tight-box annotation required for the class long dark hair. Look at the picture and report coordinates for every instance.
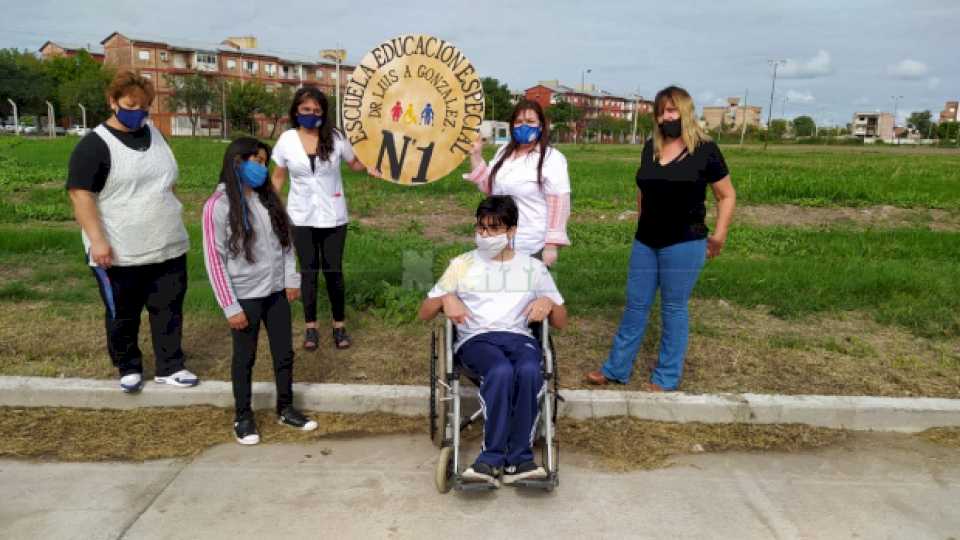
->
[288,86,337,162]
[219,137,292,263]
[488,99,551,190]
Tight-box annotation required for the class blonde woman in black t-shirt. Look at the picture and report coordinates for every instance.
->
[585,86,736,391]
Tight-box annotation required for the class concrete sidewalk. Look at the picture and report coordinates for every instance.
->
[2,433,958,539]
[2,375,960,432]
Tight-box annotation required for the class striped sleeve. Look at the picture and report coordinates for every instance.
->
[202,192,243,318]
[462,163,492,195]
[545,193,571,246]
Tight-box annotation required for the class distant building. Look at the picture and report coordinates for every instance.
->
[39,41,105,63]
[524,80,653,141]
[702,97,762,131]
[851,112,895,141]
[41,32,355,137]
[940,101,959,123]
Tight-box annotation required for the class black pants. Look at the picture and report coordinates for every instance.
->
[292,224,347,323]
[90,255,187,377]
[231,291,295,419]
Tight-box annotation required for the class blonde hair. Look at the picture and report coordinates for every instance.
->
[652,86,709,161]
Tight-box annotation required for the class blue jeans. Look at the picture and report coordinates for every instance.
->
[600,239,706,389]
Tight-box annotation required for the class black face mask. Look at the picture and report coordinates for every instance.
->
[660,119,682,139]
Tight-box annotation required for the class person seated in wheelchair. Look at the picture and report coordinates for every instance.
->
[418,195,567,486]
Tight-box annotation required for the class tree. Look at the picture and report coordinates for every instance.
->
[768,119,788,140]
[793,115,816,137]
[226,81,270,136]
[0,49,53,117]
[938,121,959,141]
[44,50,113,126]
[907,111,933,138]
[262,85,294,139]
[165,73,218,136]
[481,77,512,122]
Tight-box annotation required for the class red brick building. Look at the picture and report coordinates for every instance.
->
[524,80,653,141]
[39,41,105,63]
[88,32,355,137]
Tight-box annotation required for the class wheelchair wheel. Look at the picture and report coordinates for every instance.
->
[435,446,454,493]
[429,328,449,448]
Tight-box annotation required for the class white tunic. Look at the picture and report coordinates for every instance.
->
[84,124,189,267]
[272,129,355,228]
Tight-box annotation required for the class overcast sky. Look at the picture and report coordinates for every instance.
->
[3,0,956,126]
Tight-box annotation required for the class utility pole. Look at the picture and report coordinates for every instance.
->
[7,99,18,136]
[891,95,903,145]
[45,101,55,139]
[739,88,749,146]
[578,68,591,144]
[632,94,639,144]
[78,103,87,130]
[321,48,347,129]
[763,59,784,150]
[221,78,228,140]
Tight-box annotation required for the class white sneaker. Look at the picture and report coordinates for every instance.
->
[154,369,200,387]
[120,373,143,393]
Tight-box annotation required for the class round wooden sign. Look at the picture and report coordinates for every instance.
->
[343,35,485,185]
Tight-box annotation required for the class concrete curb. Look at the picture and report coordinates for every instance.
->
[1,376,959,433]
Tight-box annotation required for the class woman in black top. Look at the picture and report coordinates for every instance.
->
[585,86,736,391]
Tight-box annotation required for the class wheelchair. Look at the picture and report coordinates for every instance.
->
[429,318,560,493]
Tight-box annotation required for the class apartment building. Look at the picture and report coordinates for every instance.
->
[940,101,959,123]
[92,32,354,136]
[702,97,762,131]
[851,112,895,141]
[524,80,653,140]
[39,41,105,63]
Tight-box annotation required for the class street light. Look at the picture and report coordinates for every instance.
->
[78,103,87,130]
[891,95,903,145]
[321,48,347,129]
[45,101,55,139]
[6,99,18,136]
[764,59,785,150]
[577,68,591,144]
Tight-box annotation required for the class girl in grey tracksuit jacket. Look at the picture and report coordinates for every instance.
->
[202,137,316,443]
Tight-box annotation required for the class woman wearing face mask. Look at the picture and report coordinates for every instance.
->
[66,69,197,394]
[419,195,568,487]
[202,137,318,445]
[271,87,368,352]
[464,100,571,266]
[585,86,736,392]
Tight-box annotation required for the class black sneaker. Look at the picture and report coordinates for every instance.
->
[503,461,547,485]
[461,461,501,486]
[234,416,260,445]
[278,406,318,431]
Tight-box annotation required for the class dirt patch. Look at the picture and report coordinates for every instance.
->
[0,406,424,462]
[920,427,960,448]
[577,204,960,231]
[560,299,960,397]
[2,299,958,397]
[353,195,474,242]
[561,417,848,471]
[0,406,848,468]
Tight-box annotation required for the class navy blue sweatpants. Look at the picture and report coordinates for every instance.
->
[458,331,543,467]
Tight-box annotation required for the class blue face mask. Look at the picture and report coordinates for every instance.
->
[116,107,149,130]
[238,161,268,189]
[297,114,323,129]
[512,124,541,144]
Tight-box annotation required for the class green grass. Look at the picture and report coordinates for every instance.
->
[3,139,959,226]
[557,222,960,338]
[1,138,958,340]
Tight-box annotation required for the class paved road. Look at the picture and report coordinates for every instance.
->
[2,433,958,539]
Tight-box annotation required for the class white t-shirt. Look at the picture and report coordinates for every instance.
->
[272,129,355,228]
[489,146,571,255]
[428,251,564,352]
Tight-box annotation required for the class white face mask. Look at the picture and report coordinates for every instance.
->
[475,233,509,259]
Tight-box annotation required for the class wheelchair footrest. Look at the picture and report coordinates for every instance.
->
[453,477,499,492]
[509,474,559,491]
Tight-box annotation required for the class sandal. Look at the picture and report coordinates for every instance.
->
[333,327,352,350]
[303,328,319,351]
